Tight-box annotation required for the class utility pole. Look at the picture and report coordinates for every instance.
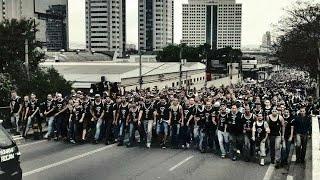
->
[25,39,30,81]
[139,48,143,90]
[179,47,183,89]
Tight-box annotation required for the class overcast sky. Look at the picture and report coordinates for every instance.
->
[68,0,294,49]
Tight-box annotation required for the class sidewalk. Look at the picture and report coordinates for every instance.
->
[312,115,320,180]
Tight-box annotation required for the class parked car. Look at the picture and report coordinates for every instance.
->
[0,120,22,180]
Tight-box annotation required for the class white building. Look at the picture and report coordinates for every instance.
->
[182,0,242,49]
[40,62,208,90]
[0,0,22,21]
[138,0,174,51]
[86,0,126,57]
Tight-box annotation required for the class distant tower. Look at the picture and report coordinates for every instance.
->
[261,31,271,51]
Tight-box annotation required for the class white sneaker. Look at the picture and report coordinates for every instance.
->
[260,158,265,166]
[221,155,226,158]
[181,145,185,149]
[146,143,151,148]
[186,143,190,149]
[236,150,241,154]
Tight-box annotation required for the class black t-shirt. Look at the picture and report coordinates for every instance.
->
[283,116,294,139]
[268,115,282,136]
[141,103,155,121]
[242,113,255,136]
[157,103,170,122]
[263,107,272,118]
[170,105,182,124]
[55,99,66,115]
[82,101,92,119]
[183,105,195,125]
[104,102,114,118]
[118,103,129,121]
[128,107,140,122]
[203,107,216,129]
[72,106,84,122]
[10,97,22,113]
[44,100,56,117]
[92,101,104,117]
[28,100,40,117]
[195,105,205,127]
[227,111,244,135]
[217,113,228,131]
[292,115,311,135]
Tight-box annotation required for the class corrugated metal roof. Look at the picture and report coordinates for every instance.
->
[40,62,205,84]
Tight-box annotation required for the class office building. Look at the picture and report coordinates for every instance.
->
[182,0,242,49]
[86,0,126,57]
[138,0,174,51]
[0,0,68,51]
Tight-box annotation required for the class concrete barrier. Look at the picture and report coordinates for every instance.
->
[312,115,320,180]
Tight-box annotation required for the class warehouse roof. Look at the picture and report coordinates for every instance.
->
[40,62,205,88]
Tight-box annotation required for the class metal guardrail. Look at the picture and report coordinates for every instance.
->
[312,115,320,180]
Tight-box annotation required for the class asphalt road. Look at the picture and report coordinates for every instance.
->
[16,139,274,180]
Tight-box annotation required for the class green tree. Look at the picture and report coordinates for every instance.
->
[0,18,72,104]
[273,1,320,77]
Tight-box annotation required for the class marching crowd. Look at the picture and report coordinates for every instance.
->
[8,72,320,168]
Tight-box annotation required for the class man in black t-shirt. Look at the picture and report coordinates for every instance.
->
[24,93,40,138]
[139,96,156,148]
[281,109,294,166]
[155,97,170,149]
[104,96,116,145]
[44,94,56,139]
[10,90,22,134]
[227,105,245,161]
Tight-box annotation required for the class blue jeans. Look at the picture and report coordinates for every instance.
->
[143,120,154,144]
[45,116,55,138]
[94,119,103,140]
[54,115,64,137]
[156,121,169,136]
[198,127,207,151]
[116,119,126,142]
[68,119,77,140]
[171,124,181,147]
[281,139,292,164]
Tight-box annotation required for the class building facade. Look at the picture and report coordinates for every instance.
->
[0,0,68,51]
[138,0,174,51]
[0,0,22,21]
[86,0,126,57]
[182,0,242,49]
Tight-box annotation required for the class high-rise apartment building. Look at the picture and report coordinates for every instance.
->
[86,0,126,57]
[182,0,242,49]
[138,0,174,51]
[0,0,22,21]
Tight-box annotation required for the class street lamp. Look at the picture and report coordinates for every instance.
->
[139,48,146,90]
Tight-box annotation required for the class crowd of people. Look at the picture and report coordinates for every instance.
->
[8,71,320,168]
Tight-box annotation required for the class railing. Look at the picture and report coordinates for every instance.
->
[312,115,320,180]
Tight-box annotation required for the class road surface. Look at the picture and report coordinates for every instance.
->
[17,139,302,180]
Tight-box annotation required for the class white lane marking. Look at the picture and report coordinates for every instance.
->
[263,164,275,180]
[18,140,47,148]
[22,144,116,177]
[169,156,194,172]
[286,175,293,180]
